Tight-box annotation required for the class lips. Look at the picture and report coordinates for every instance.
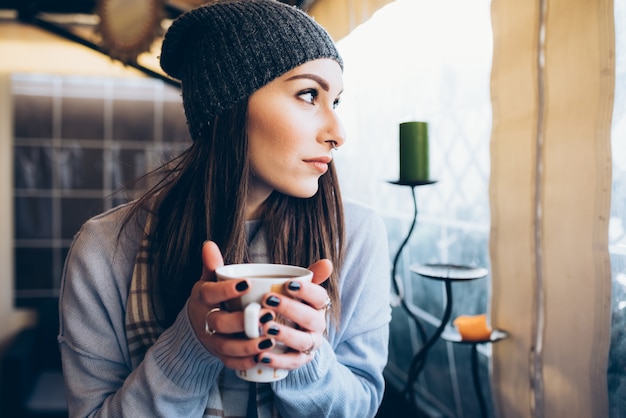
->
[303,155,332,164]
[303,155,332,174]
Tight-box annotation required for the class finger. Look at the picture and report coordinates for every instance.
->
[256,351,312,370]
[203,335,274,370]
[195,278,250,306]
[200,241,224,282]
[189,280,248,341]
[254,343,316,370]
[207,335,273,357]
[261,322,320,354]
[307,259,333,285]
[263,294,326,332]
[284,280,331,310]
[204,309,248,335]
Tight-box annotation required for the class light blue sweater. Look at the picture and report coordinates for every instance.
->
[59,199,391,417]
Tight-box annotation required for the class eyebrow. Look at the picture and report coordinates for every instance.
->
[285,73,330,92]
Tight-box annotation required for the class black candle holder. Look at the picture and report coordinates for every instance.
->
[387,179,437,307]
[386,179,437,415]
[387,179,508,417]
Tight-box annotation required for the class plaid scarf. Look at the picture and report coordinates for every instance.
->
[125,216,278,417]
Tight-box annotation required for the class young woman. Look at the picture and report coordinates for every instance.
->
[58,1,391,417]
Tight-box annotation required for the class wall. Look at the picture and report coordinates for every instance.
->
[0,21,145,351]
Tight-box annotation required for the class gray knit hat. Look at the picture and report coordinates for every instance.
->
[160,0,343,139]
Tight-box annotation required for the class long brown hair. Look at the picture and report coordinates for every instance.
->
[124,99,345,328]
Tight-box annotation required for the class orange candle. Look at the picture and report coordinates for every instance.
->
[453,314,492,341]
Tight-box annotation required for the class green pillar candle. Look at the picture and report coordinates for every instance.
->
[399,121,429,182]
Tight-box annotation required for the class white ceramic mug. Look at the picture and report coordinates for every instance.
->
[215,263,313,382]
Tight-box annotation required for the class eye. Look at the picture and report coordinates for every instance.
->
[333,97,342,110]
[299,88,318,105]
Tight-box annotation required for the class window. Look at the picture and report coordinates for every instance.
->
[335,0,493,414]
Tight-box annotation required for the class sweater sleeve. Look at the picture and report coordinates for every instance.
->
[58,207,224,417]
[271,202,392,418]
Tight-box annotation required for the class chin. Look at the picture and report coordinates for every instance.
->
[294,189,319,199]
[281,183,319,199]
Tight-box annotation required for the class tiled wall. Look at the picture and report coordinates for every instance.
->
[11,74,190,306]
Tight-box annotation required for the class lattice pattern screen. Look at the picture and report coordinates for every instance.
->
[11,74,190,307]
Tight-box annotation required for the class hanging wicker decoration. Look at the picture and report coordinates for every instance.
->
[96,0,165,64]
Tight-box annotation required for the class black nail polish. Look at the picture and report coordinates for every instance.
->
[236,281,249,292]
[267,326,279,336]
[258,339,273,349]
[266,295,280,307]
[287,281,301,291]
[260,312,273,324]
[259,356,271,364]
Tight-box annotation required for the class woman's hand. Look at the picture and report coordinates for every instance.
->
[254,259,333,368]
[187,241,333,372]
[188,241,270,371]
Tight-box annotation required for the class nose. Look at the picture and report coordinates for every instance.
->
[322,109,346,150]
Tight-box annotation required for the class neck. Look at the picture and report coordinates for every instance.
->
[246,180,273,220]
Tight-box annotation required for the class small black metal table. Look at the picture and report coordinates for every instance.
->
[404,263,488,413]
[441,328,509,418]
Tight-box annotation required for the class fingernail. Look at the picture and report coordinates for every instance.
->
[287,281,301,291]
[260,312,273,324]
[255,355,271,364]
[258,339,273,349]
[236,281,249,292]
[267,326,279,336]
[265,296,280,307]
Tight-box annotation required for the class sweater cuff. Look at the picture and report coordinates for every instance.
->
[150,300,224,393]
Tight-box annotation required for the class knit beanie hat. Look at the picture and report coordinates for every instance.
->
[160,0,343,139]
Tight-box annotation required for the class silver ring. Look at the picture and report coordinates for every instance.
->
[303,332,316,355]
[204,307,221,336]
[320,297,332,311]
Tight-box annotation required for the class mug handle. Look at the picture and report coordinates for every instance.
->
[244,302,261,338]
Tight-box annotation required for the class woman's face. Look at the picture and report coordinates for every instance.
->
[246,58,345,217]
